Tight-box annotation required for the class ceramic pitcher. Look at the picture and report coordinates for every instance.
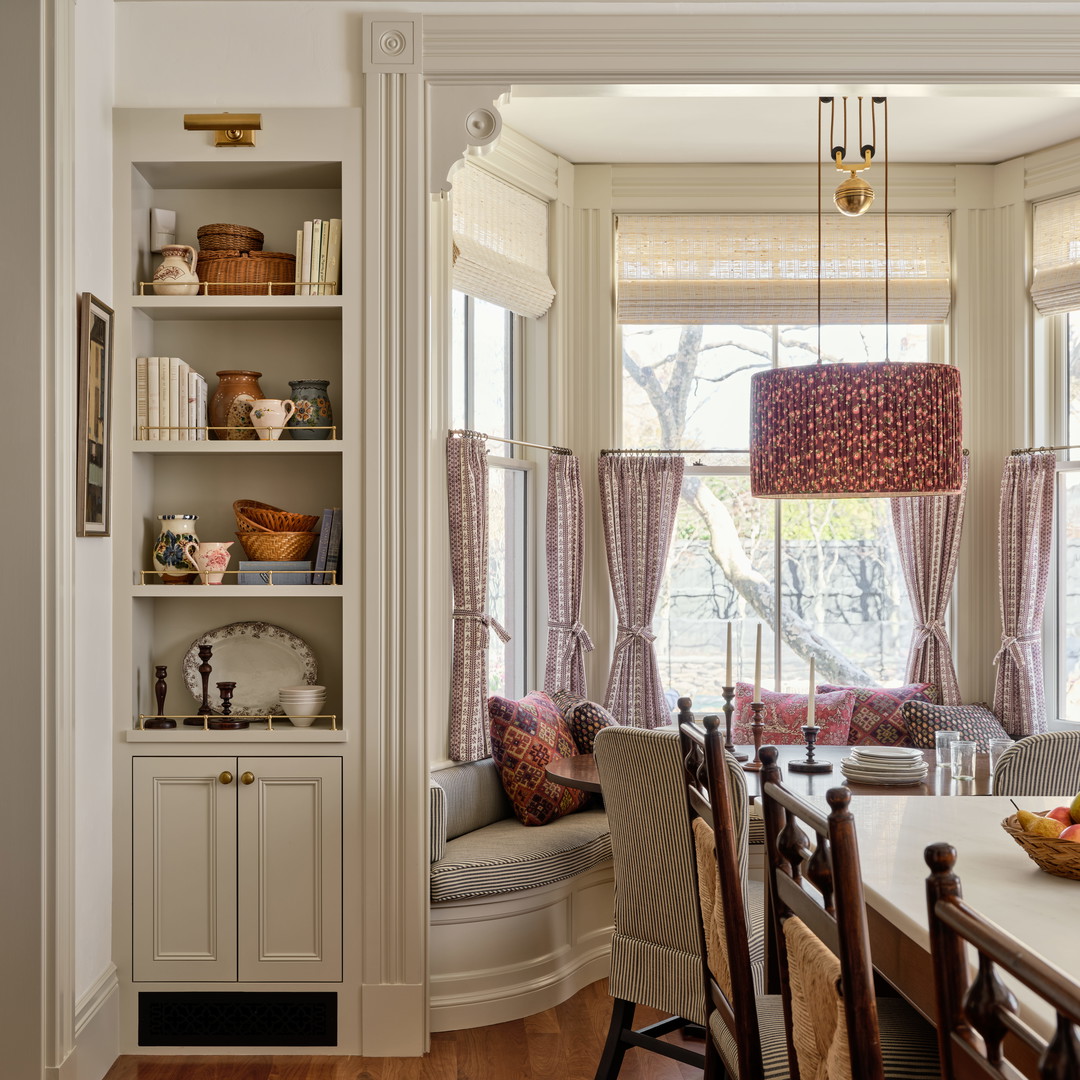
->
[286,379,334,441]
[152,244,200,296]
[184,540,233,585]
[250,398,296,441]
[152,514,199,583]
[208,370,264,440]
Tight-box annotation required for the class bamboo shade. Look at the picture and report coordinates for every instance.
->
[1031,192,1080,315]
[616,213,951,325]
[452,162,555,319]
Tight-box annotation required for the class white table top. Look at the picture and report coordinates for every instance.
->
[839,795,1079,1040]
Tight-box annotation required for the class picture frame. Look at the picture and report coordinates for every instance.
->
[77,293,113,537]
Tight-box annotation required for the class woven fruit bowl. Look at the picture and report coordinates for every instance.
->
[236,530,317,562]
[234,500,320,534]
[1002,814,1080,880]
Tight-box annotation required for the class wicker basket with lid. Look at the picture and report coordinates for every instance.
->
[196,223,264,252]
[196,250,296,296]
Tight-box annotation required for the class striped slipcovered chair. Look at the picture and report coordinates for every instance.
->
[759,746,941,1080]
[591,724,766,1079]
[681,714,789,1080]
[991,730,1080,798]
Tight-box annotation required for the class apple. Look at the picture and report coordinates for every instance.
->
[1059,823,1080,843]
[1071,792,1080,824]
[1044,806,1074,828]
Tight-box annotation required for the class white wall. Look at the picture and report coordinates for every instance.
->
[74,0,116,1005]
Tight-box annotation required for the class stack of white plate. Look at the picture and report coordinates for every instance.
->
[278,684,327,727]
[840,745,928,786]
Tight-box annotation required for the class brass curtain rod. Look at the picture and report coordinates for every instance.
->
[1010,443,1080,455]
[448,428,573,456]
[601,448,746,456]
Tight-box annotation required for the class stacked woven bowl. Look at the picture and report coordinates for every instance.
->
[234,499,319,561]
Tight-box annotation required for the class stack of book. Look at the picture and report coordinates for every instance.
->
[311,507,342,585]
[135,357,208,441]
[295,218,342,296]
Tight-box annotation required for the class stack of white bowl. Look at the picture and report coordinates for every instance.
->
[278,684,327,727]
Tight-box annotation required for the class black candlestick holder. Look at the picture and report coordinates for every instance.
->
[721,684,747,762]
[788,724,834,773]
[209,680,246,730]
[144,664,176,729]
[742,701,765,771]
[186,644,215,725]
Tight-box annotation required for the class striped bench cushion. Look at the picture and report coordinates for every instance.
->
[430,806,612,903]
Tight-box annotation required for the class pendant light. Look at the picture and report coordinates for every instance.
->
[749,96,963,499]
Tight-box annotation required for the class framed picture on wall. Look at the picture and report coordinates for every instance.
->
[77,293,113,537]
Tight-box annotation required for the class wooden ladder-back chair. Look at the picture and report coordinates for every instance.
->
[680,714,790,1080]
[759,745,941,1080]
[924,841,1080,1080]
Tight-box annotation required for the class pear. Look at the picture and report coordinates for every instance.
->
[1018,809,1065,838]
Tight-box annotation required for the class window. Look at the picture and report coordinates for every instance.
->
[1056,312,1080,722]
[622,322,922,709]
[452,291,530,698]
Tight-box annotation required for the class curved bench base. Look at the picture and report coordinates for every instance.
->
[429,862,614,1031]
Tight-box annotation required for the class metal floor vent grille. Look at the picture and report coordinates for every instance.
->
[138,991,338,1047]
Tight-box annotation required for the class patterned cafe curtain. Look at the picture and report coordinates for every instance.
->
[890,453,969,704]
[599,453,684,728]
[994,452,1055,737]
[544,453,593,697]
[447,433,509,761]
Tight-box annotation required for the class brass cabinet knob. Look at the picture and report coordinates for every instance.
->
[240,771,255,785]
[218,771,233,785]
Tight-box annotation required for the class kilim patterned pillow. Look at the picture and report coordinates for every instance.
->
[900,700,1009,753]
[551,690,618,754]
[816,682,939,747]
[733,682,855,745]
[488,691,590,826]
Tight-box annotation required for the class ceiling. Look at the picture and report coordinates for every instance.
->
[499,84,1080,164]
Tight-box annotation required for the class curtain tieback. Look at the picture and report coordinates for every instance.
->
[614,623,657,655]
[452,608,511,645]
[549,619,595,660]
[993,631,1040,667]
[913,619,950,649]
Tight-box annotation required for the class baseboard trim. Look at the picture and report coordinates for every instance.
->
[69,965,120,1080]
[362,982,426,1057]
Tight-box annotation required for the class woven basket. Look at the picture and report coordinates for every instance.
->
[236,531,317,562]
[233,499,320,534]
[1002,814,1080,880]
[197,223,264,252]
[196,250,296,296]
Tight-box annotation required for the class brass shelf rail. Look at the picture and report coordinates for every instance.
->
[137,713,339,731]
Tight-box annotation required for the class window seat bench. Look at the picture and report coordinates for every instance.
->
[428,758,614,1031]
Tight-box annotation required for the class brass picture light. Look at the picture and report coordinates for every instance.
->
[183,112,262,148]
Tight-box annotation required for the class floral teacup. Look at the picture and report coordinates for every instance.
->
[249,398,296,441]
[184,541,234,585]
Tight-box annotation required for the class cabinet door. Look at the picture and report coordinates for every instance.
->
[236,757,342,981]
[132,757,238,982]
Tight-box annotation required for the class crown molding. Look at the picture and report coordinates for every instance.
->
[1024,137,1080,201]
[463,125,561,200]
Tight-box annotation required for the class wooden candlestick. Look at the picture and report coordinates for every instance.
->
[721,684,747,762]
[186,644,215,725]
[209,680,247,730]
[144,664,176,729]
[743,701,765,771]
[788,724,833,773]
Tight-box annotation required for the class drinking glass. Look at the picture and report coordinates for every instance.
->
[989,738,1013,774]
[951,740,977,781]
[934,730,961,768]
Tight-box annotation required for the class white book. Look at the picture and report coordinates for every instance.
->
[317,217,331,296]
[135,357,149,440]
[147,359,160,441]
[157,357,170,441]
[295,228,303,294]
[324,218,342,296]
[196,374,207,441]
[309,219,323,295]
[187,370,198,442]
[300,220,313,296]
[173,359,189,441]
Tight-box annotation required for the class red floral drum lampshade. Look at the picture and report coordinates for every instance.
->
[749,361,963,498]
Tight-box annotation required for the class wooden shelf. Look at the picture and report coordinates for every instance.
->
[130,295,343,321]
[130,585,343,597]
[127,439,344,454]
[125,726,348,743]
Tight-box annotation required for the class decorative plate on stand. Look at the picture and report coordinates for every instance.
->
[182,621,317,716]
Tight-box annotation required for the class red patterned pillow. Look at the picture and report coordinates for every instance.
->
[733,681,855,745]
[816,682,939,746]
[488,691,590,826]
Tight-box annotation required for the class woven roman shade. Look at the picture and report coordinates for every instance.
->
[616,213,951,325]
[451,162,555,319]
[1031,193,1080,315]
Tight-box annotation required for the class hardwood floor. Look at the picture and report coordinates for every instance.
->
[102,980,704,1080]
